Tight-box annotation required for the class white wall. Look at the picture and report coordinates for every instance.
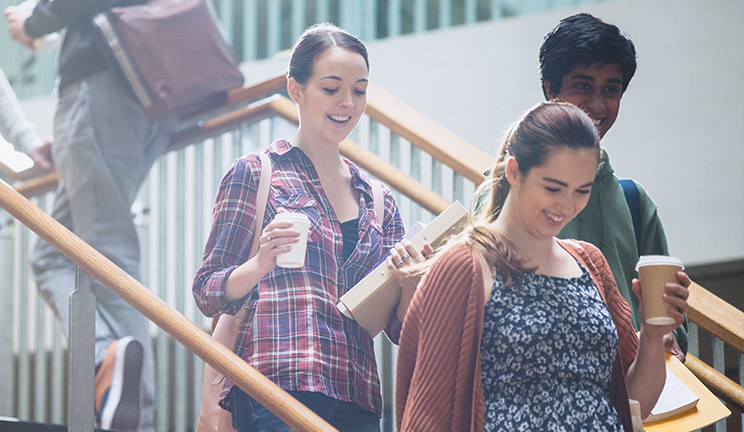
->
[367,0,744,267]
[23,0,744,267]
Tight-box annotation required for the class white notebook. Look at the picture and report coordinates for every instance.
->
[644,365,700,422]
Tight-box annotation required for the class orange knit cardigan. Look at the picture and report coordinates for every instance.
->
[395,239,639,432]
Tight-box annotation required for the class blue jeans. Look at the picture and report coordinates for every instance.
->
[229,387,380,432]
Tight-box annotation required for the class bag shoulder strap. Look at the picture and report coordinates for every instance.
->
[211,152,271,332]
[371,180,385,226]
[249,152,272,259]
[618,178,642,252]
[474,249,494,302]
[560,240,607,304]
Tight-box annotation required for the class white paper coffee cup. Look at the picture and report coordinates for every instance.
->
[635,255,684,326]
[274,212,311,268]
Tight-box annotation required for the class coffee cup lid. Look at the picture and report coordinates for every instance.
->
[635,255,684,271]
[274,211,310,224]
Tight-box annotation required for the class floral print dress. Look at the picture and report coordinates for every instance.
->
[480,265,624,431]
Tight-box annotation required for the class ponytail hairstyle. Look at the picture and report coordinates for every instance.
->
[467,101,600,287]
[474,100,600,223]
[286,23,369,84]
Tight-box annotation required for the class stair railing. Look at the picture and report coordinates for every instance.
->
[4,73,743,431]
[0,179,337,432]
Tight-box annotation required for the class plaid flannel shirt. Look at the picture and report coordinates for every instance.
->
[193,140,405,416]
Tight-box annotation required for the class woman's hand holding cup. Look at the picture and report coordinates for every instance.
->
[255,220,301,273]
[632,257,690,340]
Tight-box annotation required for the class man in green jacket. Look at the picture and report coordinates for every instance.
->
[476,13,688,360]
[542,13,687,359]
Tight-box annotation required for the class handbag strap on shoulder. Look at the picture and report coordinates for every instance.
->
[249,152,272,259]
[212,152,272,332]
[371,180,385,227]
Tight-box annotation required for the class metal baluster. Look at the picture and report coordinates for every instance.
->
[243,0,258,61]
[340,1,361,40]
[50,323,65,423]
[361,0,378,41]
[414,0,426,33]
[378,334,394,432]
[712,336,726,432]
[68,269,96,432]
[398,136,413,230]
[688,321,699,358]
[17,223,30,420]
[217,0,234,46]
[34,271,47,422]
[155,156,169,432]
[316,0,331,23]
[267,1,282,59]
[388,0,401,37]
[0,213,14,417]
[453,173,464,206]
[439,0,452,29]
[490,0,504,18]
[291,0,306,43]
[184,143,204,427]
[173,149,188,431]
[432,159,443,201]
[464,0,477,24]
[410,145,422,224]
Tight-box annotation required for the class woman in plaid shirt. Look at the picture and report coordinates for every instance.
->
[193,23,422,432]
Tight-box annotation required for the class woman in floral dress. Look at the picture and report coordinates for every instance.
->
[396,101,690,431]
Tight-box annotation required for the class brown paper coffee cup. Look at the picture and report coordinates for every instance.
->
[636,255,684,326]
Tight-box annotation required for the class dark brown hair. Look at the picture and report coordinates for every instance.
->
[409,101,600,288]
[286,23,369,84]
[540,13,637,98]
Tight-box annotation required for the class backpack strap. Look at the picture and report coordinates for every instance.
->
[619,178,642,252]
[371,179,385,227]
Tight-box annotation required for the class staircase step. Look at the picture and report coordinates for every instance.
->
[0,418,108,431]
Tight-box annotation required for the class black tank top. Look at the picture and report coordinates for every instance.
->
[340,218,360,262]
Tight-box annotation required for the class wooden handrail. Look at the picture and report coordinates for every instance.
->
[685,354,744,412]
[12,74,489,206]
[268,96,451,215]
[15,171,59,198]
[6,71,744,427]
[13,93,457,216]
[365,82,492,185]
[169,96,278,150]
[687,282,744,354]
[175,75,288,126]
[0,179,336,432]
[224,75,287,107]
[180,73,493,188]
